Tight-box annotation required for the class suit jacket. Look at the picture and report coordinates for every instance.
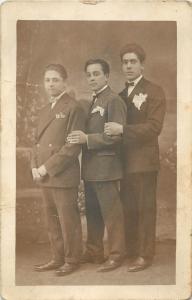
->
[119,77,166,174]
[31,93,85,188]
[82,86,127,181]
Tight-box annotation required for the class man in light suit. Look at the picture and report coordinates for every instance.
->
[31,64,85,276]
[67,59,126,272]
[105,44,166,271]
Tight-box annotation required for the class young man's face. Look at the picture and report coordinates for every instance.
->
[44,70,66,97]
[85,63,108,92]
[122,52,144,81]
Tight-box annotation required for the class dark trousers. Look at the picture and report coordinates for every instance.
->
[84,181,126,261]
[121,172,158,261]
[42,187,82,264]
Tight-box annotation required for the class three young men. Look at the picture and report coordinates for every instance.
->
[31,43,166,275]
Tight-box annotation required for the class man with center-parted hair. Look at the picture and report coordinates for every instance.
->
[67,58,127,272]
[105,44,166,272]
[31,64,85,276]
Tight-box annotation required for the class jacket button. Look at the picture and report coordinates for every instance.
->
[48,144,52,147]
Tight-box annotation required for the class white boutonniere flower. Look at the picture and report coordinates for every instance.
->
[91,106,105,117]
[132,93,147,110]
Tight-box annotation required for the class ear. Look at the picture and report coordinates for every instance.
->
[63,79,68,87]
[105,73,109,80]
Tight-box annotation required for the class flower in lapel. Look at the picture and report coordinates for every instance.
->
[91,106,105,117]
[132,93,147,110]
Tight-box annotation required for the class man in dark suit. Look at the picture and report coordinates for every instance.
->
[105,44,166,271]
[31,64,85,276]
[67,59,126,272]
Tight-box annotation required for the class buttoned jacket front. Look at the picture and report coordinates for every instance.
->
[82,86,127,181]
[31,93,85,187]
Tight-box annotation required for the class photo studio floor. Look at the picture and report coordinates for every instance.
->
[16,239,176,286]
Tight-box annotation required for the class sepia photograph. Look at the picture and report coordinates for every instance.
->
[16,19,176,286]
[1,1,192,300]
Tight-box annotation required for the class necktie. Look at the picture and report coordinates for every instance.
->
[89,94,97,113]
[92,94,97,103]
[49,95,60,109]
[49,97,55,107]
[125,81,134,88]
[92,88,104,103]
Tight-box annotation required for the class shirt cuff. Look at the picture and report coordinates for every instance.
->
[86,135,90,149]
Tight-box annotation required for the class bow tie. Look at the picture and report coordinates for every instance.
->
[125,81,135,88]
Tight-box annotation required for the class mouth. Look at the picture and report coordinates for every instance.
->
[47,89,58,95]
[89,82,97,87]
[48,89,56,92]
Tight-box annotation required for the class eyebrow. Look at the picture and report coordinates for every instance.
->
[86,70,101,74]
[44,77,60,79]
[123,59,138,62]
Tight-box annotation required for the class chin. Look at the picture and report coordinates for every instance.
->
[126,76,135,81]
[49,92,60,97]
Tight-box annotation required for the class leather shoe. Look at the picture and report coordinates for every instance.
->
[55,263,79,276]
[80,252,105,264]
[34,260,63,272]
[97,259,122,272]
[127,256,152,272]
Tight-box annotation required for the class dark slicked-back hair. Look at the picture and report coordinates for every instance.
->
[120,44,146,63]
[44,64,68,80]
[84,59,110,75]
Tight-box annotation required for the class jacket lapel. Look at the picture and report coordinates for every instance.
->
[37,93,70,139]
[87,86,111,120]
[128,77,146,100]
[120,77,146,108]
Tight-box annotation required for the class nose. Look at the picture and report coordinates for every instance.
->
[48,80,54,87]
[126,62,132,69]
[89,75,95,82]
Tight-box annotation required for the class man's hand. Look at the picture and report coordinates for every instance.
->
[32,168,42,182]
[37,165,47,177]
[67,130,87,144]
[104,122,123,136]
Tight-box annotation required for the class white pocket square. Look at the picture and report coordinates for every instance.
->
[56,112,66,119]
[132,93,147,110]
[91,106,105,117]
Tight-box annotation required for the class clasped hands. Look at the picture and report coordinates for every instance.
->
[32,165,47,182]
[66,122,123,144]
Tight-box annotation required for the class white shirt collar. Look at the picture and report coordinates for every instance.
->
[93,84,108,97]
[128,75,143,87]
[50,90,66,103]
[50,90,66,109]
